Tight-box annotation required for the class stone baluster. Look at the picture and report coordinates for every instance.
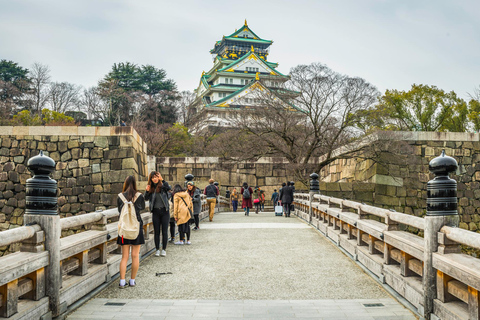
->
[423,150,459,319]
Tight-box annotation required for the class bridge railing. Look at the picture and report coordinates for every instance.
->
[0,195,229,319]
[293,192,480,320]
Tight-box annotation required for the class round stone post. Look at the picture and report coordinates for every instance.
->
[423,150,459,319]
[309,173,320,223]
[184,173,194,189]
[23,151,64,316]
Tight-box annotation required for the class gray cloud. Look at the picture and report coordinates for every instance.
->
[1,0,478,99]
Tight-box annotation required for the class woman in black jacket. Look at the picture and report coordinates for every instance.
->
[144,171,171,257]
[117,175,145,288]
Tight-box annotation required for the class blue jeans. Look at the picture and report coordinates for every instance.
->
[244,207,250,215]
[232,200,238,212]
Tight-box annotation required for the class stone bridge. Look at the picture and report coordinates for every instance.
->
[1,127,480,320]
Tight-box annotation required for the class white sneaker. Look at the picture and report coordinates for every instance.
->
[160,250,166,257]
[186,241,191,245]
[155,250,160,257]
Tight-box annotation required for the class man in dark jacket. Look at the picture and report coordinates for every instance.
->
[204,179,219,221]
[281,182,294,217]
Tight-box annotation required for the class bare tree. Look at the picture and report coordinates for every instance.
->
[28,62,51,114]
[80,86,108,121]
[175,90,196,125]
[231,62,380,185]
[48,82,81,113]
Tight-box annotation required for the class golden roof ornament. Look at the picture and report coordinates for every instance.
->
[251,45,254,52]
[245,19,248,26]
[255,72,260,81]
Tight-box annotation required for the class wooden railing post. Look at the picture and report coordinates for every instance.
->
[23,151,65,317]
[423,151,459,319]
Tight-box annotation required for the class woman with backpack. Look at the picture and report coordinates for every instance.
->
[117,175,145,289]
[144,171,171,257]
[240,182,253,216]
[187,181,202,230]
[173,184,193,245]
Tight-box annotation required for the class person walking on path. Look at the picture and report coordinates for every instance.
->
[280,181,294,217]
[144,171,171,257]
[278,182,286,215]
[259,187,265,212]
[230,188,239,212]
[173,184,193,245]
[187,181,202,230]
[253,186,261,214]
[271,189,279,206]
[117,176,145,289]
[241,182,253,216]
[204,179,219,221]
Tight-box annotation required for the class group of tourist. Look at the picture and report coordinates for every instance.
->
[227,181,295,217]
[115,173,294,289]
[116,171,211,289]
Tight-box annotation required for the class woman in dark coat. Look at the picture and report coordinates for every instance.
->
[187,181,202,230]
[144,171,171,257]
[117,175,145,288]
[240,182,253,216]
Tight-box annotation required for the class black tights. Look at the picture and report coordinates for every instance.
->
[152,208,169,250]
[194,215,199,228]
[169,219,175,239]
[178,223,190,241]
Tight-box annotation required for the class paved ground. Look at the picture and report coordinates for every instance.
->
[68,211,417,319]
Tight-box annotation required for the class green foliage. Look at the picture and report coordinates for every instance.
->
[98,62,178,125]
[12,109,75,126]
[358,84,469,132]
[0,59,29,83]
[13,110,42,126]
[468,99,480,132]
[164,123,192,156]
[0,60,32,113]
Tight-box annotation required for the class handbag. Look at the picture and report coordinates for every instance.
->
[290,204,295,211]
[253,198,260,204]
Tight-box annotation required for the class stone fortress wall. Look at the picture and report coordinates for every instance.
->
[155,156,297,198]
[317,131,480,234]
[0,126,148,255]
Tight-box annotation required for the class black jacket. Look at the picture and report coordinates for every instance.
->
[281,186,294,204]
[144,181,171,212]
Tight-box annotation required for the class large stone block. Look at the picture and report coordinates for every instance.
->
[94,136,109,148]
[60,151,72,162]
[78,159,90,168]
[91,173,102,184]
[90,149,103,159]
[102,170,135,183]
[71,148,82,159]
[122,158,138,171]
[67,140,80,149]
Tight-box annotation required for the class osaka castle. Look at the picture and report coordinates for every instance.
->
[188,20,301,133]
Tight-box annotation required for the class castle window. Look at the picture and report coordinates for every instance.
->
[230,78,233,84]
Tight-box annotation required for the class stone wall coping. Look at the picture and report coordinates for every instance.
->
[156,156,292,164]
[319,130,480,163]
[0,126,141,139]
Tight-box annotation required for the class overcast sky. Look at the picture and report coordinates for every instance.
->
[1,0,479,99]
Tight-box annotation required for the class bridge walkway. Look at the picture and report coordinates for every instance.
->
[67,211,417,319]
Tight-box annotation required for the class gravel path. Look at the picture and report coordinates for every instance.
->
[96,211,389,300]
